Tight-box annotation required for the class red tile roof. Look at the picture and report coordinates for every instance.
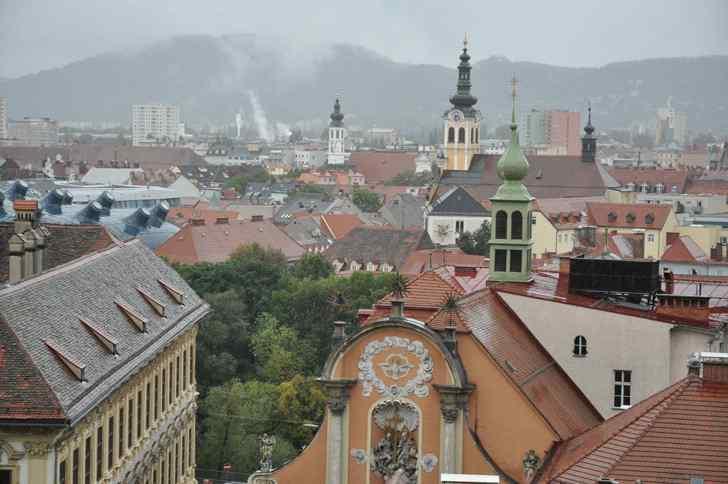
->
[169,206,240,227]
[586,202,673,229]
[460,290,603,440]
[661,235,709,263]
[542,375,728,482]
[349,151,417,183]
[156,219,305,264]
[320,213,363,240]
[686,178,728,195]
[400,248,487,275]
[378,271,464,310]
[607,167,690,193]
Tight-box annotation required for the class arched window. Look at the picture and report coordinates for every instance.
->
[573,335,588,356]
[448,127,455,143]
[458,127,465,144]
[511,211,523,240]
[495,210,508,239]
[475,127,479,143]
[471,127,475,144]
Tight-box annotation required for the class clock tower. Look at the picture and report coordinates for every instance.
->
[443,36,481,171]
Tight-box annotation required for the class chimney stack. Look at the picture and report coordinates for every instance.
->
[691,352,728,383]
[332,320,347,349]
[9,200,46,283]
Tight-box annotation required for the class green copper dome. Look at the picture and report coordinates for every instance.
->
[496,123,529,181]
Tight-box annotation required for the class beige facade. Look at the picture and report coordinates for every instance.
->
[0,329,198,484]
[531,211,579,257]
[443,112,480,171]
[498,292,717,417]
[427,214,489,246]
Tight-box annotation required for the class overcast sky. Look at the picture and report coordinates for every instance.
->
[1,0,726,79]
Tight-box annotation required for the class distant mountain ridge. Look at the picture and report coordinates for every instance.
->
[1,34,726,133]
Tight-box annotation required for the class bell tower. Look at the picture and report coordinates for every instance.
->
[488,77,534,283]
[443,35,481,171]
[328,97,347,165]
[581,103,597,162]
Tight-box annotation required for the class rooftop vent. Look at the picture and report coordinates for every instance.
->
[41,189,65,215]
[95,191,114,216]
[45,339,86,381]
[76,201,103,223]
[148,201,170,228]
[80,317,119,354]
[137,286,166,316]
[7,180,29,201]
[62,190,73,205]
[158,279,185,304]
[115,300,148,332]
[122,208,151,235]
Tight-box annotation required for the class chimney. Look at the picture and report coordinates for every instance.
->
[390,298,405,318]
[666,232,680,247]
[11,200,44,281]
[8,234,25,284]
[332,320,347,349]
[693,352,728,383]
[663,267,675,294]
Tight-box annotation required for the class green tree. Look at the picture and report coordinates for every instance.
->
[384,170,432,186]
[352,188,383,212]
[251,313,308,383]
[290,253,334,280]
[456,220,492,255]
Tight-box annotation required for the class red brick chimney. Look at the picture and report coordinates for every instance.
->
[666,232,680,246]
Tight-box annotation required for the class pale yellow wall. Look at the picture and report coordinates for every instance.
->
[677,225,722,255]
[531,211,557,257]
[2,328,198,484]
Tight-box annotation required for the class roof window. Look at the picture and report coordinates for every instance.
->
[158,279,185,304]
[137,286,166,317]
[115,300,148,332]
[45,339,87,381]
[80,318,119,354]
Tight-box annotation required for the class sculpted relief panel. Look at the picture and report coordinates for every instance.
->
[358,337,434,399]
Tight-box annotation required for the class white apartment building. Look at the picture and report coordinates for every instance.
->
[8,117,58,146]
[0,97,7,144]
[132,104,181,146]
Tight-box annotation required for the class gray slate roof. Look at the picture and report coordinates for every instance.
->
[428,186,488,217]
[381,193,426,229]
[0,239,209,424]
[325,227,434,269]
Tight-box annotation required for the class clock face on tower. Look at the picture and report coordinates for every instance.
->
[449,110,464,122]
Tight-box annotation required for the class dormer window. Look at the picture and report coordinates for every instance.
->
[626,212,636,224]
[645,213,655,225]
[573,335,588,357]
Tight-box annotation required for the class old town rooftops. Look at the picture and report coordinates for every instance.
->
[0,239,209,425]
[586,202,673,229]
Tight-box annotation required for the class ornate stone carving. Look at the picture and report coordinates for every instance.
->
[258,434,276,473]
[373,400,418,432]
[351,448,368,464]
[434,384,474,423]
[319,379,356,415]
[358,337,433,398]
[420,453,438,473]
[523,449,541,480]
[0,440,26,460]
[23,441,49,457]
[370,400,420,484]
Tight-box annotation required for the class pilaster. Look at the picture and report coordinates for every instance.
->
[434,384,474,474]
[319,379,356,484]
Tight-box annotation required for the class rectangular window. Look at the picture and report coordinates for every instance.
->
[155,374,160,420]
[84,436,91,484]
[0,470,13,484]
[175,440,179,483]
[190,346,195,385]
[188,428,193,471]
[510,249,522,272]
[160,455,166,484]
[118,407,124,459]
[494,249,507,272]
[182,435,187,475]
[614,369,632,408]
[146,382,151,430]
[647,233,655,242]
[161,369,166,412]
[96,426,103,481]
[59,460,67,484]
[128,397,134,448]
[176,355,180,399]
[137,390,143,440]
[455,220,464,234]
[168,362,173,406]
[167,451,172,484]
[107,416,114,470]
[153,469,158,484]
[72,448,79,484]
[182,350,187,391]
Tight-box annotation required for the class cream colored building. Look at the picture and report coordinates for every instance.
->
[0,211,208,484]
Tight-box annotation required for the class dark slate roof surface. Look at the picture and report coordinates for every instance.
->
[429,186,489,216]
[0,240,209,423]
[325,227,434,269]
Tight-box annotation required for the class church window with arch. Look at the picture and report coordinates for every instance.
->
[495,210,508,239]
[511,211,523,240]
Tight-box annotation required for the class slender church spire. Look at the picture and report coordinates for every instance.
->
[449,36,478,112]
[581,101,597,162]
[496,76,529,184]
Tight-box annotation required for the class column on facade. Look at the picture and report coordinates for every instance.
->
[434,384,473,474]
[319,379,356,484]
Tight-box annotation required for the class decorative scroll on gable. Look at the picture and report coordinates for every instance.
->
[358,337,433,398]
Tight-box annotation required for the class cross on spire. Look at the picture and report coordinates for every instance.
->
[510,75,518,126]
[463,33,469,49]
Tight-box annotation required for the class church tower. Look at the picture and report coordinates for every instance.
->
[328,98,348,165]
[581,104,597,162]
[488,78,534,283]
[443,36,481,171]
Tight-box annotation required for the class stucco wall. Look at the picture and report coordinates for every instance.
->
[498,293,677,417]
[427,215,488,246]
[669,327,714,381]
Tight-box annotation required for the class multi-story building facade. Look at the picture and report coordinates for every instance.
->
[327,99,349,165]
[656,98,688,146]
[132,104,181,146]
[0,201,209,484]
[0,97,7,144]
[7,117,59,146]
[521,109,581,156]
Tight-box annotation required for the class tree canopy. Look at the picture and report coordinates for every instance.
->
[456,220,492,256]
[351,187,383,212]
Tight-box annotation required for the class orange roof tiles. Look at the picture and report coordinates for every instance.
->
[169,206,240,227]
[661,235,709,263]
[586,202,672,229]
[607,167,690,192]
[349,151,417,183]
[320,213,363,240]
[155,219,304,264]
[542,375,728,482]
[378,271,463,309]
[400,248,486,275]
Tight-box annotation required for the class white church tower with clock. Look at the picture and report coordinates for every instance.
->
[327,97,348,165]
[443,37,481,171]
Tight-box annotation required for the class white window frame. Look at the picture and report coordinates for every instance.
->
[613,369,632,409]
[573,335,587,357]
[455,220,465,234]
[647,233,655,242]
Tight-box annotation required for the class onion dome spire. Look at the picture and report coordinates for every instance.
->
[330,97,344,127]
[583,103,595,137]
[496,76,530,183]
[449,34,478,111]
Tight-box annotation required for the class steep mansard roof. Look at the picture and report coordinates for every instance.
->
[0,239,209,425]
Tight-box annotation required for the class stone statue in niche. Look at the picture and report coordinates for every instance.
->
[258,433,276,472]
[371,401,419,484]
